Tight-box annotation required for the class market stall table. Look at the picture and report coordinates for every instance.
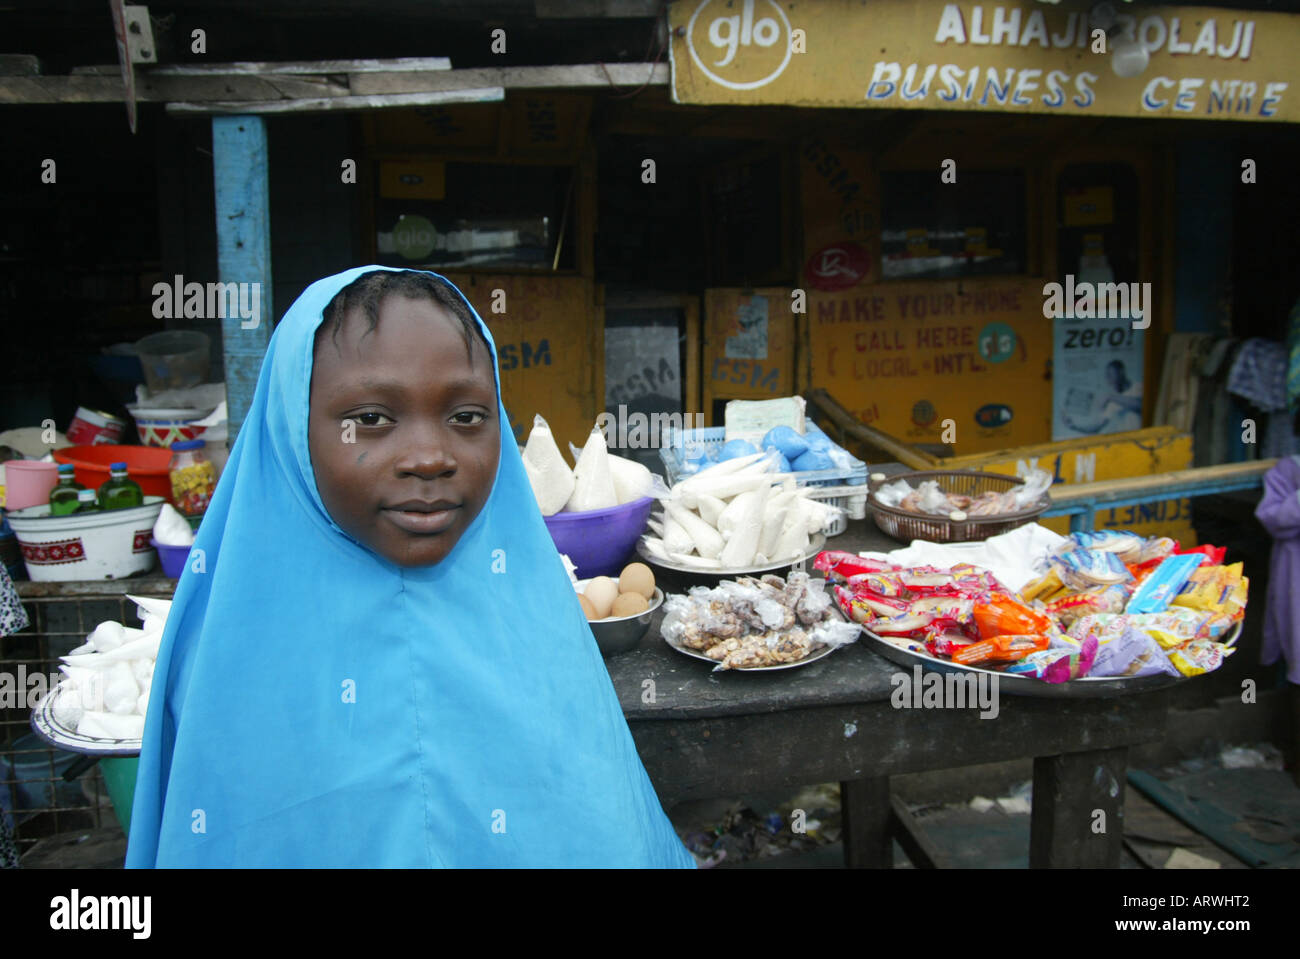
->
[606,516,1176,869]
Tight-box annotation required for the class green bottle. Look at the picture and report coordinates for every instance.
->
[75,489,99,513]
[98,462,144,510]
[49,464,85,516]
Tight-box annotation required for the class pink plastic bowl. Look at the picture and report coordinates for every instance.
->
[542,496,654,580]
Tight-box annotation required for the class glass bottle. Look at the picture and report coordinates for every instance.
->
[75,489,99,513]
[49,464,85,516]
[98,461,144,510]
[169,439,216,524]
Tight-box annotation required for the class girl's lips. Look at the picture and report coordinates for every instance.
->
[383,506,459,534]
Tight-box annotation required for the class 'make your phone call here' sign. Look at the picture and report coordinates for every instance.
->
[670,0,1299,122]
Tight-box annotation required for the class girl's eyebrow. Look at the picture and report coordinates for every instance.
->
[338,376,495,396]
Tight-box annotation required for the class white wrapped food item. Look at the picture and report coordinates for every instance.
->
[522,414,576,516]
[665,501,724,559]
[757,492,796,564]
[52,685,84,731]
[661,511,695,555]
[773,520,811,560]
[76,711,145,741]
[565,428,619,512]
[694,493,727,528]
[718,484,767,569]
[87,621,128,652]
[153,502,196,547]
[606,453,655,505]
[103,661,140,715]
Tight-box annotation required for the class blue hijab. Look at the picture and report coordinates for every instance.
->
[126,266,694,868]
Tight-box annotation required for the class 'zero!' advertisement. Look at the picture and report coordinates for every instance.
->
[809,278,1052,453]
[1052,315,1145,441]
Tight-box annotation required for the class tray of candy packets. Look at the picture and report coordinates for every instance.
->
[816,531,1245,699]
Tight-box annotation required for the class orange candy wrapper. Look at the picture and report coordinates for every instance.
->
[952,633,1051,665]
[973,597,1055,639]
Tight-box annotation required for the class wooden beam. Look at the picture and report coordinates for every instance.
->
[1048,459,1276,507]
[2,63,666,105]
[72,57,451,76]
[348,62,668,96]
[167,88,505,115]
[805,388,936,470]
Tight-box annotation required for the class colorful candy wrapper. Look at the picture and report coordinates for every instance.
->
[898,567,963,594]
[1171,563,1243,614]
[1135,536,1179,566]
[1053,549,1132,588]
[1068,608,1212,648]
[816,551,894,582]
[1019,568,1067,604]
[1061,530,1144,562]
[1045,585,1128,628]
[1175,543,1227,565]
[1005,636,1098,683]
[1168,639,1233,676]
[848,571,906,597]
[973,596,1055,638]
[1125,553,1205,614]
[1090,627,1180,678]
[951,633,1050,665]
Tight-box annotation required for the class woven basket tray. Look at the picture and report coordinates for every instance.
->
[868,469,1050,543]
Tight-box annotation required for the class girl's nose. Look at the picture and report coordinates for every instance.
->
[396,426,457,478]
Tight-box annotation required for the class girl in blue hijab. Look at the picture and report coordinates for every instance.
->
[126,266,695,867]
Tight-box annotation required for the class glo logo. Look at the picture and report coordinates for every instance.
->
[393,214,436,260]
[686,0,792,90]
[977,322,1017,364]
[975,404,1014,429]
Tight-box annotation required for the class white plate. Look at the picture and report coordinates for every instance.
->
[660,581,851,672]
[636,532,827,577]
[664,637,838,672]
[29,681,142,756]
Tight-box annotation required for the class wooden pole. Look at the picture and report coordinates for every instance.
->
[212,115,274,444]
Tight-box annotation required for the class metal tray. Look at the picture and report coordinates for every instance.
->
[636,532,826,578]
[29,681,143,756]
[664,638,838,672]
[856,623,1244,699]
[660,577,852,672]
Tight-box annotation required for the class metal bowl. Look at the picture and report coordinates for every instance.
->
[574,578,664,657]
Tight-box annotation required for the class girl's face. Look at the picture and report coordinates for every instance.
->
[308,295,500,568]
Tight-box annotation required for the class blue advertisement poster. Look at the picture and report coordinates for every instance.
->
[1052,312,1145,440]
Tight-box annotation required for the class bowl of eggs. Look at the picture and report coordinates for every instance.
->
[575,562,663,657]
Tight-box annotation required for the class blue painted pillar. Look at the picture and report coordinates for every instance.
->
[212,115,273,443]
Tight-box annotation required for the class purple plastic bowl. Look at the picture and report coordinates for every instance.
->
[150,538,192,578]
[543,496,654,579]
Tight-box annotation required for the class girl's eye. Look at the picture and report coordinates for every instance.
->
[346,412,392,427]
[451,411,486,426]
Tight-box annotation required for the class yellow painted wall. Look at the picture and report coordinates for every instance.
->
[441,273,600,453]
[810,277,1053,451]
[702,287,796,423]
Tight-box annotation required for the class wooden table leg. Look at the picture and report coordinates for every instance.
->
[841,776,892,868]
[1029,746,1128,869]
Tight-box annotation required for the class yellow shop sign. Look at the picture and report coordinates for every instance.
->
[670,0,1300,122]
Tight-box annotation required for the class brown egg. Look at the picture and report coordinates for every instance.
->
[611,591,650,618]
[577,594,599,621]
[583,576,619,619]
[618,562,656,600]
